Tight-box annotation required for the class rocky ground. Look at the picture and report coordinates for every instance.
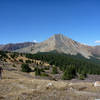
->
[0,69,100,100]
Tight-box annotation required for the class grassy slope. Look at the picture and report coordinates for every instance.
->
[0,69,100,100]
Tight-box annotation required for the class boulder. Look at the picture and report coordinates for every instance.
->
[94,81,100,87]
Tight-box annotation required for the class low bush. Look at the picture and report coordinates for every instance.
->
[21,63,31,73]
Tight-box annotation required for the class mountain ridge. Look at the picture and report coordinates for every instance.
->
[0,42,35,51]
[15,34,93,58]
[1,34,100,59]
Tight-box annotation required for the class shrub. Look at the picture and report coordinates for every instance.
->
[10,52,18,58]
[25,60,32,63]
[13,64,16,67]
[41,73,48,77]
[79,74,85,80]
[19,59,23,62]
[78,71,87,80]
[44,67,49,70]
[52,66,58,74]
[34,67,41,76]
[21,64,31,73]
[40,68,45,72]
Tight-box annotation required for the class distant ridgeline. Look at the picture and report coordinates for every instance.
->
[25,52,100,75]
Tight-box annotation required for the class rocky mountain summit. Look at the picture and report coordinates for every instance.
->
[16,34,94,58]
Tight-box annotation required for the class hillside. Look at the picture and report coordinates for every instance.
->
[0,51,100,99]
[0,51,100,100]
[1,51,100,80]
[1,69,100,100]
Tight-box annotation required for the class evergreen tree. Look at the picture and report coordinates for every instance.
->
[35,67,41,76]
[62,65,76,80]
[52,66,58,74]
[21,64,31,73]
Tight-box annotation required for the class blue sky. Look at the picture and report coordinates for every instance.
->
[0,0,100,45]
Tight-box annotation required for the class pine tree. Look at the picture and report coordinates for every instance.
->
[62,65,76,80]
[52,66,58,74]
[21,64,31,73]
[35,67,41,76]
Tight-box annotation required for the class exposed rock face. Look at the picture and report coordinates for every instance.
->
[0,42,35,51]
[16,34,93,58]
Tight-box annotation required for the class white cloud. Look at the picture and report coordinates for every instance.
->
[33,40,38,43]
[94,40,100,43]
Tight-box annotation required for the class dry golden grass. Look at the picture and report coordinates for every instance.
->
[0,70,100,100]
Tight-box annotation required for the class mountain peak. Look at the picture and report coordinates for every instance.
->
[53,33,67,38]
[16,34,93,58]
[54,33,64,37]
[51,34,70,42]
